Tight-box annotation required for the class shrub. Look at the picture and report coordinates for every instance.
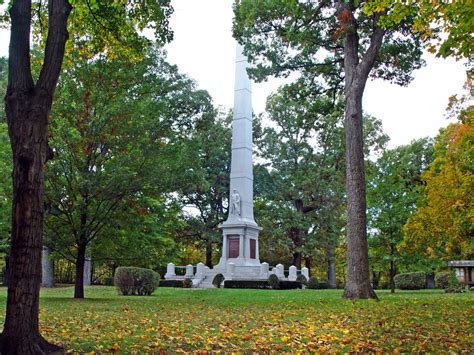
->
[268,274,280,289]
[435,271,457,289]
[159,280,184,288]
[224,280,269,289]
[307,277,318,289]
[296,274,308,286]
[212,273,225,288]
[114,267,160,296]
[394,272,426,290]
[279,281,302,290]
[183,278,193,288]
[318,280,329,289]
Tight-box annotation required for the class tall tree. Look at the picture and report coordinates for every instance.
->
[0,0,172,351]
[233,0,424,298]
[176,113,231,267]
[367,138,433,292]
[402,118,473,261]
[45,48,212,299]
[255,82,387,284]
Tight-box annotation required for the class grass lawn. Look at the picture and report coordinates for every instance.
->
[0,286,472,352]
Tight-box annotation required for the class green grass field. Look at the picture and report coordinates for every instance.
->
[0,286,472,352]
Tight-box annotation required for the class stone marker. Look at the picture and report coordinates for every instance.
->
[185,264,194,278]
[196,262,205,279]
[41,246,54,288]
[276,264,284,278]
[260,262,269,278]
[83,257,92,286]
[165,263,176,279]
[289,265,297,281]
[302,267,309,280]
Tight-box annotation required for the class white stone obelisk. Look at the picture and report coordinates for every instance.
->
[218,43,261,268]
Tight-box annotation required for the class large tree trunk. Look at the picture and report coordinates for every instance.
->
[390,259,396,294]
[205,241,213,268]
[74,242,86,299]
[0,0,71,352]
[327,241,337,288]
[339,1,383,299]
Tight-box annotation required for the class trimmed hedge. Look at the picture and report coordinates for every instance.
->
[212,273,225,288]
[435,272,456,289]
[318,281,329,289]
[394,272,426,290]
[268,274,280,289]
[307,277,318,289]
[183,278,193,288]
[279,281,302,290]
[224,280,269,289]
[114,267,160,296]
[159,280,184,288]
[296,274,308,286]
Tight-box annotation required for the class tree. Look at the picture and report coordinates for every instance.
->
[175,113,231,267]
[233,0,424,298]
[255,82,387,285]
[44,48,212,299]
[367,138,433,292]
[0,0,173,351]
[402,118,473,261]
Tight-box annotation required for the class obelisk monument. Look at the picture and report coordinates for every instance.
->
[217,43,261,269]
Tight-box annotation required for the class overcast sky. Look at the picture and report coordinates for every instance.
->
[0,0,468,148]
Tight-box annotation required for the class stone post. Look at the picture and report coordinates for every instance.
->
[227,262,235,279]
[302,267,309,280]
[260,262,269,278]
[41,246,54,288]
[276,264,284,279]
[165,263,176,279]
[83,257,92,286]
[289,265,297,281]
[185,264,194,278]
[196,262,205,279]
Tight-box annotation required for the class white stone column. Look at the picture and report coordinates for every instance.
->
[260,262,269,278]
[196,262,205,279]
[239,234,244,258]
[185,264,194,278]
[83,257,92,286]
[227,262,235,279]
[165,263,176,279]
[41,246,54,288]
[301,267,309,280]
[289,266,297,281]
[276,264,284,279]
[222,235,228,261]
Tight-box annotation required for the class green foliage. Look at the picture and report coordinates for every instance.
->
[233,0,425,86]
[44,47,212,274]
[268,274,280,289]
[435,272,457,289]
[296,274,307,286]
[307,277,319,290]
[362,1,473,60]
[402,114,474,261]
[394,272,426,290]
[212,273,225,288]
[224,280,269,289]
[367,138,434,280]
[114,266,160,296]
[182,278,193,289]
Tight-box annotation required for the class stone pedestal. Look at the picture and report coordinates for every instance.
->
[83,257,92,286]
[41,246,54,288]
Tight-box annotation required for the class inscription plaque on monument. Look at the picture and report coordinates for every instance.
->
[228,236,240,258]
[250,239,256,259]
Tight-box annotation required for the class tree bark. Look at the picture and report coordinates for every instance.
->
[0,0,71,352]
[339,0,383,299]
[389,254,396,293]
[205,241,213,268]
[327,241,337,288]
[74,242,86,299]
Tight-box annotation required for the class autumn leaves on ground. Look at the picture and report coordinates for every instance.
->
[0,287,472,353]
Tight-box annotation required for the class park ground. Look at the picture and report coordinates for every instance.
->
[0,287,472,352]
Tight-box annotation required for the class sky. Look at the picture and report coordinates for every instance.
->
[0,0,468,148]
